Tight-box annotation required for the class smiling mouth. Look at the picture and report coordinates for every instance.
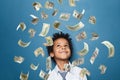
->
[60,51,68,54]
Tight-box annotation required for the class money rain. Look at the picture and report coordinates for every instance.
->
[14,0,115,80]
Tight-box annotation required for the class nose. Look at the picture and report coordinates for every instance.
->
[61,46,66,50]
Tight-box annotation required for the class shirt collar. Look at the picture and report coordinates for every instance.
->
[54,62,72,74]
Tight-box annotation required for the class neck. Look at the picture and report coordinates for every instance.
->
[55,60,69,71]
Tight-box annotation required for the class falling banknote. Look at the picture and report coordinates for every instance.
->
[69,0,76,7]
[32,2,42,11]
[30,63,39,70]
[16,22,26,31]
[39,23,50,37]
[67,21,84,31]
[57,0,62,4]
[39,70,49,80]
[46,56,52,71]
[90,47,99,64]
[59,13,71,21]
[99,64,107,74]
[28,28,36,38]
[63,63,71,71]
[18,39,31,48]
[53,21,61,31]
[34,47,45,57]
[20,72,29,80]
[30,14,39,25]
[89,16,96,24]
[76,31,87,41]
[80,68,90,78]
[72,58,84,67]
[73,9,85,20]
[41,11,48,19]
[101,41,115,58]
[52,9,58,16]
[44,36,53,46]
[78,42,89,57]
[45,1,54,9]
[90,32,99,41]
[14,56,24,64]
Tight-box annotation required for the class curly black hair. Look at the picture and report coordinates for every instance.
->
[46,32,73,59]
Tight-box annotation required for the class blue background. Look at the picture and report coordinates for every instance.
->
[0,0,120,80]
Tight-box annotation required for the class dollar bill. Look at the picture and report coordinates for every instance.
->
[73,10,80,19]
[39,70,49,80]
[32,2,42,11]
[18,39,31,48]
[44,36,53,46]
[53,21,60,29]
[73,9,85,19]
[46,56,52,71]
[34,47,45,57]
[45,1,54,9]
[14,56,24,64]
[63,63,71,71]
[28,28,36,38]
[20,72,29,80]
[90,32,99,41]
[90,47,99,64]
[66,21,84,31]
[69,0,76,7]
[16,22,26,31]
[53,21,62,31]
[41,11,48,19]
[59,13,71,21]
[76,31,87,41]
[89,16,96,24]
[78,42,89,57]
[72,58,84,66]
[39,23,50,37]
[80,68,90,78]
[52,9,58,16]
[57,0,62,4]
[99,64,107,74]
[101,41,115,58]
[30,63,39,70]
[30,14,39,25]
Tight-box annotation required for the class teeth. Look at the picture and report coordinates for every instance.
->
[60,51,67,54]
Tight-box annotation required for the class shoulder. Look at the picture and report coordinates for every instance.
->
[71,66,82,73]
[48,69,56,75]
[70,66,87,80]
[47,69,58,80]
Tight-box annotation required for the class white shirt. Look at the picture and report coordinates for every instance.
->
[47,63,87,80]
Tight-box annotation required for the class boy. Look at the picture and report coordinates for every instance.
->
[46,32,87,80]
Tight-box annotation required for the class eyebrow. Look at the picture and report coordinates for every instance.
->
[54,42,69,46]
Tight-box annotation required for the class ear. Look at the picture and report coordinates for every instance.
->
[50,52,54,58]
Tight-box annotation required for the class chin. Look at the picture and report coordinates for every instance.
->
[61,57,70,60]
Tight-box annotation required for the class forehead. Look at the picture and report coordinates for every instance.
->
[54,38,68,44]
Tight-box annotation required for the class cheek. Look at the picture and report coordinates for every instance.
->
[53,48,58,53]
[67,48,71,52]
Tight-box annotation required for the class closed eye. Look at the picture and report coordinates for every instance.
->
[64,44,69,47]
[56,44,60,47]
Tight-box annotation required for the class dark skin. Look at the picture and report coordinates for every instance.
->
[50,38,71,71]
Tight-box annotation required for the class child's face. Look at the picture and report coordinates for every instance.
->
[50,38,71,61]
